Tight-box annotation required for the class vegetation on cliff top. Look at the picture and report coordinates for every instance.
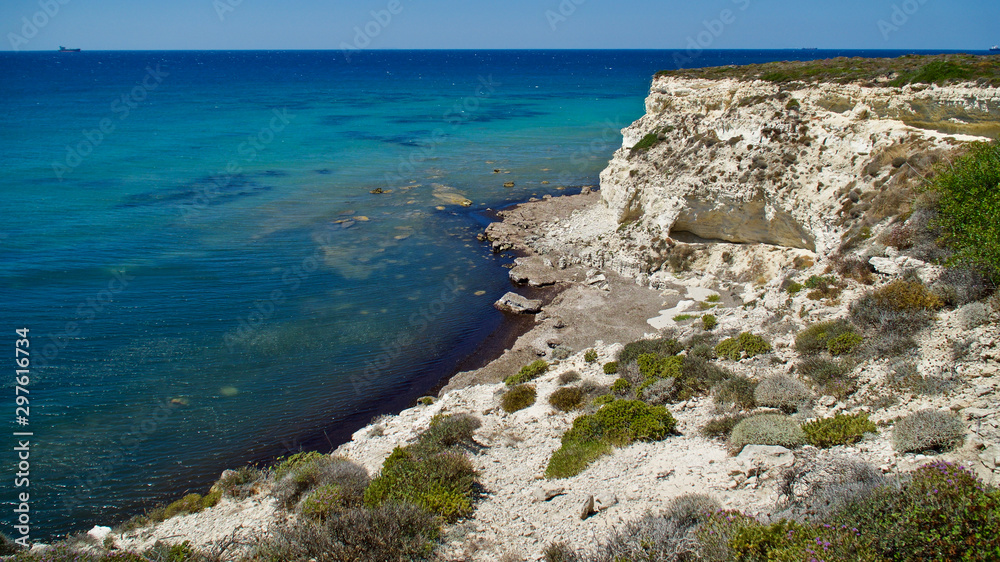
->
[656,54,1000,87]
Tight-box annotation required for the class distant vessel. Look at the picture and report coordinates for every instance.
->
[58,46,81,52]
[991,45,1000,52]
[801,48,819,51]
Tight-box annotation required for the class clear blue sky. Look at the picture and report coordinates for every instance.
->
[3,0,998,51]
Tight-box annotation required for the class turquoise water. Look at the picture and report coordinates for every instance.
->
[0,49,968,538]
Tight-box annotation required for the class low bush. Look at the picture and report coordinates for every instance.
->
[249,503,440,562]
[715,332,772,360]
[618,336,684,365]
[584,349,598,363]
[161,492,220,520]
[833,255,875,285]
[754,375,813,413]
[558,370,581,385]
[300,483,358,522]
[549,386,586,412]
[274,451,329,482]
[698,511,877,562]
[505,360,549,386]
[728,414,806,454]
[364,446,477,522]
[798,357,857,400]
[803,413,877,448]
[546,400,676,478]
[850,281,941,354]
[501,384,536,413]
[785,281,804,294]
[892,409,966,453]
[583,494,721,562]
[673,314,696,322]
[701,314,717,330]
[932,267,992,306]
[870,279,945,311]
[273,455,370,511]
[213,465,266,500]
[887,361,955,395]
[701,413,749,439]
[930,141,1000,282]
[713,375,757,410]
[639,377,676,406]
[545,439,613,480]
[610,377,633,396]
[603,361,619,374]
[827,331,864,355]
[416,413,481,453]
[794,320,858,355]
[834,461,1000,560]
[803,274,844,300]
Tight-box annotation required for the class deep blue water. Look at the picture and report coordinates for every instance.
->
[0,49,981,539]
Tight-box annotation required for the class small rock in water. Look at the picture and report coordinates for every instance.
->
[504,181,515,187]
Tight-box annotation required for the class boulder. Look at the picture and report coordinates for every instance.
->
[595,492,618,511]
[579,494,595,520]
[494,292,543,314]
[735,445,796,473]
[531,485,566,503]
[88,525,112,542]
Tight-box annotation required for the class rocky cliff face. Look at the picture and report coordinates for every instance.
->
[538,77,997,283]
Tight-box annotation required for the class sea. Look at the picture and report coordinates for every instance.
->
[0,49,980,539]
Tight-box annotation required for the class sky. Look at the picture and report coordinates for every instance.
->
[3,0,999,52]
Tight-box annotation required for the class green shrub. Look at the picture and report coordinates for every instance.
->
[274,451,329,482]
[300,484,350,521]
[546,400,676,478]
[794,320,857,355]
[698,510,878,562]
[785,281,804,294]
[603,361,619,374]
[673,314,696,322]
[713,375,757,410]
[549,386,586,412]
[688,343,716,360]
[563,400,677,447]
[933,151,1000,274]
[701,314,717,330]
[416,413,481,453]
[162,493,211,520]
[545,439,613,479]
[505,360,549,386]
[798,357,857,400]
[715,332,772,360]
[213,465,265,500]
[417,396,435,406]
[706,294,721,303]
[630,132,662,155]
[610,377,633,396]
[639,377,676,406]
[728,414,806,454]
[701,413,749,439]
[754,375,813,413]
[803,413,877,448]
[892,409,966,453]
[584,349,598,363]
[364,447,477,522]
[273,455,370,510]
[871,279,945,311]
[834,461,1000,560]
[827,331,864,355]
[501,384,536,413]
[558,370,581,385]
[618,337,684,365]
[592,394,614,407]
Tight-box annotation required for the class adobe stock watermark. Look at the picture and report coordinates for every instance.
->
[222,229,333,351]
[213,0,244,22]
[673,0,751,70]
[382,74,500,187]
[340,0,403,63]
[51,65,169,181]
[878,0,929,41]
[60,399,181,515]
[349,276,462,395]
[7,0,72,51]
[546,0,586,31]
[176,107,294,221]
[553,117,629,187]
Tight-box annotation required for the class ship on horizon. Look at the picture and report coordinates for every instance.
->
[58,46,81,52]
[990,45,1000,52]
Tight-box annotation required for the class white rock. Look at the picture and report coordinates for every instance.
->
[88,525,112,541]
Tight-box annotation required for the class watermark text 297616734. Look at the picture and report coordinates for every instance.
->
[13,328,33,548]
